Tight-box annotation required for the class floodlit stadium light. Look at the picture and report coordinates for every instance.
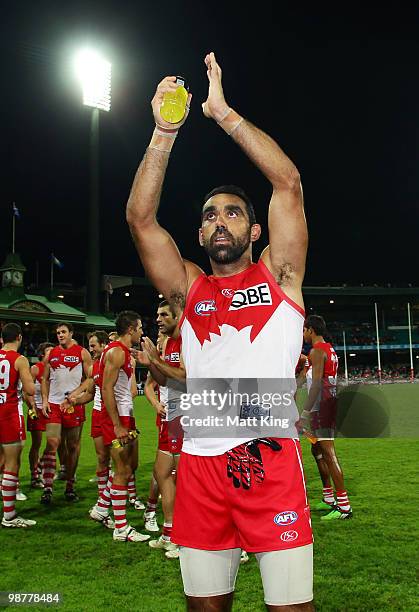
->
[75,49,111,111]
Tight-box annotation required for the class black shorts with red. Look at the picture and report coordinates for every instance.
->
[172,438,313,553]
[46,403,86,429]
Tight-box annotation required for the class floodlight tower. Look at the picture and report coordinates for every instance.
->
[75,49,111,313]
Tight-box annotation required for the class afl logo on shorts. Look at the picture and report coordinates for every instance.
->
[280,530,298,542]
[274,511,298,526]
[194,300,217,316]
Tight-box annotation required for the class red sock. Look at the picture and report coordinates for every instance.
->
[127,474,136,501]
[111,484,128,530]
[162,522,172,542]
[322,487,335,505]
[145,497,158,515]
[336,489,351,512]
[42,451,56,491]
[2,471,18,520]
[97,468,109,498]
[65,477,75,493]
[97,472,113,513]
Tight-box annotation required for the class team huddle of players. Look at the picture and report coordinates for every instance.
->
[0,306,351,547]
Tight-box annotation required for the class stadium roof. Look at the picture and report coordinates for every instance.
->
[0,289,114,328]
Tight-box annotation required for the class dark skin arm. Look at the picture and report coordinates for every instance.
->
[101,347,130,445]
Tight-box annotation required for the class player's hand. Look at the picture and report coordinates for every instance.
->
[142,337,160,364]
[202,52,230,122]
[156,402,167,418]
[60,399,73,413]
[42,402,51,418]
[151,76,192,130]
[114,424,130,446]
[131,347,150,366]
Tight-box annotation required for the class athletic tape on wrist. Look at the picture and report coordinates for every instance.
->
[226,117,244,136]
[216,107,232,124]
[148,144,171,154]
[154,126,178,139]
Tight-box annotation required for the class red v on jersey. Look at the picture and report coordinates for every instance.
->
[181,260,303,346]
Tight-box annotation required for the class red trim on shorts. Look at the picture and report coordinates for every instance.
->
[0,414,26,444]
[172,438,313,553]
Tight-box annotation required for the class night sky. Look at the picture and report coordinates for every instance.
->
[2,2,419,289]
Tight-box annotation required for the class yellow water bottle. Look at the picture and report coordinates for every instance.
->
[160,76,189,124]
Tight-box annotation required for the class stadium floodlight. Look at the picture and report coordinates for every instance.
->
[75,49,111,111]
[329,299,334,304]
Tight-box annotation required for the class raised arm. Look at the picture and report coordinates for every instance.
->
[202,52,308,305]
[126,77,201,311]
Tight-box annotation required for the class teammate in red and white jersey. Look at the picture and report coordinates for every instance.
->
[62,330,115,529]
[27,342,54,488]
[0,323,37,528]
[100,310,150,543]
[127,53,312,609]
[299,315,352,520]
[142,301,186,558]
[40,322,92,504]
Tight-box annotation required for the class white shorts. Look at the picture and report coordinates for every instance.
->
[179,544,313,606]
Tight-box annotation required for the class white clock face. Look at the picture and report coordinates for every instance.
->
[12,271,22,285]
[3,271,12,286]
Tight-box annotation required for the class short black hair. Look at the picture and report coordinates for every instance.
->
[304,315,327,337]
[88,330,109,345]
[56,322,73,333]
[158,300,176,318]
[1,323,22,344]
[115,311,141,336]
[37,342,55,358]
[203,185,256,225]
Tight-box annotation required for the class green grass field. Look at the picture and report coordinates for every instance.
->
[1,384,418,611]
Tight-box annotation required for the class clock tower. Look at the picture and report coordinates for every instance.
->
[0,253,26,291]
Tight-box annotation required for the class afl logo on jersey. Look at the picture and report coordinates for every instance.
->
[64,356,79,363]
[228,283,272,311]
[194,300,217,316]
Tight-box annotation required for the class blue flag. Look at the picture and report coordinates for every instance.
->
[12,203,20,219]
[52,254,64,269]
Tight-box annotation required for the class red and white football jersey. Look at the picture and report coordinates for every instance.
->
[92,359,102,412]
[159,335,185,422]
[179,259,305,455]
[307,341,338,402]
[100,341,133,417]
[34,361,44,408]
[0,349,20,413]
[48,344,84,404]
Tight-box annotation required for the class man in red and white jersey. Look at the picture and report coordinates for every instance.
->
[27,342,54,488]
[142,301,186,558]
[100,310,150,543]
[127,53,312,609]
[0,323,37,528]
[62,330,115,529]
[300,315,352,520]
[40,322,91,504]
